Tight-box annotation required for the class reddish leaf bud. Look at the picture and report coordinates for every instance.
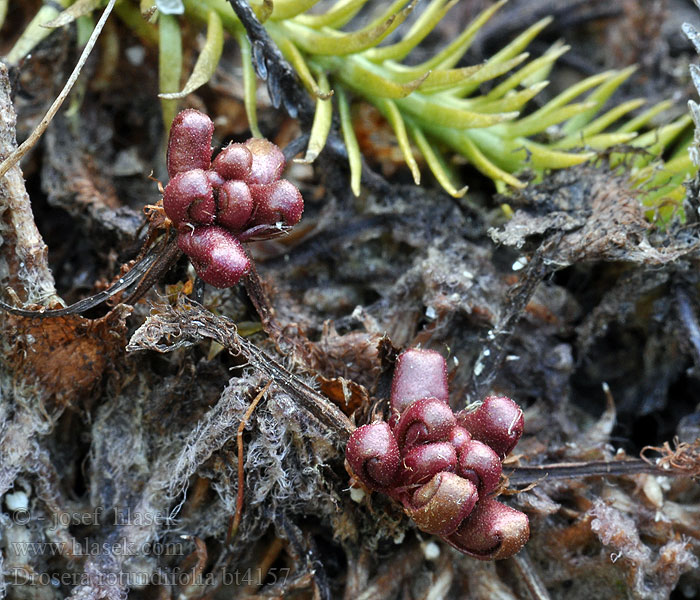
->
[217,180,254,231]
[177,226,251,288]
[346,423,400,490]
[449,425,472,453]
[444,497,529,560]
[167,109,214,177]
[391,349,449,415]
[163,169,215,227]
[457,439,502,495]
[393,397,456,450]
[457,396,524,459]
[401,442,457,485]
[212,143,253,181]
[249,180,304,227]
[244,137,285,184]
[405,472,478,536]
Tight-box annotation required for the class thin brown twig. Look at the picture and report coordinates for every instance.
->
[227,381,273,545]
[505,458,689,487]
[246,537,284,593]
[511,550,551,600]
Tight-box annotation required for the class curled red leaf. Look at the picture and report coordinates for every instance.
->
[391,348,449,415]
[457,396,524,459]
[177,226,251,289]
[405,472,478,536]
[167,109,214,177]
[444,497,529,560]
[346,422,400,490]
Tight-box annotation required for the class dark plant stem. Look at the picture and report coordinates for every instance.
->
[468,240,556,403]
[226,0,313,123]
[506,458,681,487]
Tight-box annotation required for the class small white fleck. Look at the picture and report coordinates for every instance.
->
[421,541,441,561]
[125,46,146,66]
[610,551,622,563]
[512,256,528,271]
[462,270,474,280]
[505,355,520,361]
[5,491,28,512]
[487,330,496,340]
[483,349,490,357]
[349,487,365,503]
[156,0,184,15]
[656,476,671,492]
[425,305,437,319]
[452,356,459,366]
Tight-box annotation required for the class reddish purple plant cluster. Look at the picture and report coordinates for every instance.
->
[162,109,304,288]
[346,349,529,559]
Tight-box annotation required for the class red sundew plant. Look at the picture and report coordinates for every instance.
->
[163,109,304,288]
[346,348,529,560]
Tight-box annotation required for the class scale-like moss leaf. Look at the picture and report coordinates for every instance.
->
[298,72,333,163]
[294,0,368,29]
[561,66,637,135]
[408,121,467,197]
[44,0,103,28]
[617,100,673,133]
[327,56,428,99]
[5,0,71,64]
[364,0,457,63]
[282,2,413,56]
[338,88,362,196]
[398,94,518,129]
[275,35,334,98]
[237,30,262,138]
[454,17,553,97]
[160,9,223,99]
[271,0,321,21]
[376,98,421,183]
[158,13,183,130]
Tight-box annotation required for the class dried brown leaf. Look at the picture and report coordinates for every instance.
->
[7,304,131,405]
